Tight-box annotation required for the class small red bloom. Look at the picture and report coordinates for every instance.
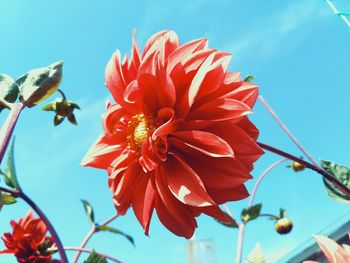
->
[82,30,264,238]
[0,211,59,263]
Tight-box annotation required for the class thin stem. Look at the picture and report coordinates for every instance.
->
[258,95,319,167]
[258,142,350,198]
[325,0,350,30]
[57,89,67,101]
[259,214,279,220]
[248,158,289,206]
[65,247,124,263]
[0,186,20,197]
[0,103,24,164]
[19,191,68,263]
[72,213,119,263]
[235,224,245,263]
[235,158,287,263]
[0,186,68,262]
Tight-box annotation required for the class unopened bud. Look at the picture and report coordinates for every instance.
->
[274,217,293,235]
[288,162,305,172]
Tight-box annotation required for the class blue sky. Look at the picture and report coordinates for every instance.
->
[0,0,350,262]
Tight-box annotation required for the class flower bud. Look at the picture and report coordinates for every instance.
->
[274,217,293,234]
[288,161,305,172]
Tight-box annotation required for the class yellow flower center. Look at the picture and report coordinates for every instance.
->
[127,114,154,150]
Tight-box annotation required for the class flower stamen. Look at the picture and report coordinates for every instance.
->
[127,114,154,150]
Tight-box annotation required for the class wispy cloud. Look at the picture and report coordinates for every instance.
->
[225,1,328,59]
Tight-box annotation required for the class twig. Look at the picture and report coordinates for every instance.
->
[72,213,119,263]
[325,0,350,30]
[258,95,319,167]
[65,247,124,263]
[0,186,68,262]
[258,142,350,197]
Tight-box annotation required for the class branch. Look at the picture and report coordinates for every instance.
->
[258,142,350,198]
[65,247,124,263]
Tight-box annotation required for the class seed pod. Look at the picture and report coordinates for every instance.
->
[274,217,293,234]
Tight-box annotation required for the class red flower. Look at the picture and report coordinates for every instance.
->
[81,30,263,238]
[0,211,59,263]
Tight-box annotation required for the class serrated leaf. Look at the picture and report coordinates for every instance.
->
[320,160,350,203]
[2,140,19,189]
[1,193,17,205]
[244,75,254,82]
[18,61,63,108]
[244,243,265,263]
[97,225,135,247]
[84,251,107,263]
[241,204,262,223]
[215,212,238,228]
[81,199,95,225]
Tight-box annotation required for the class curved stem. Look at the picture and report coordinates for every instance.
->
[72,213,119,263]
[65,247,124,263]
[0,186,68,262]
[57,89,67,101]
[258,95,319,167]
[259,214,279,220]
[20,191,68,263]
[258,142,350,198]
[235,158,287,263]
[248,158,289,206]
[0,103,24,164]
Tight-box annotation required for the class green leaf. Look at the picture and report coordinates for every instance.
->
[84,251,108,263]
[67,114,77,125]
[81,199,95,225]
[0,74,19,111]
[1,193,17,205]
[320,160,350,203]
[42,102,57,111]
[241,204,262,223]
[244,243,265,263]
[215,212,239,228]
[1,139,19,189]
[97,225,135,247]
[18,61,63,108]
[54,115,64,126]
[244,75,254,83]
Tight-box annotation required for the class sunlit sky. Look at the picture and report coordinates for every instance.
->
[1,0,350,262]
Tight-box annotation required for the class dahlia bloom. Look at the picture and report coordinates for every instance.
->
[81,30,263,238]
[303,235,350,263]
[0,211,59,263]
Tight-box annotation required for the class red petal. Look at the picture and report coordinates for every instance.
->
[131,173,156,235]
[207,122,263,171]
[80,134,127,169]
[174,151,251,189]
[237,117,259,141]
[207,185,249,204]
[166,38,208,74]
[161,154,214,207]
[143,30,179,63]
[111,163,142,215]
[200,205,235,223]
[170,130,234,158]
[155,59,176,108]
[188,98,252,122]
[154,168,197,236]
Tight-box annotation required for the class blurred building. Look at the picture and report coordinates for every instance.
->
[278,212,350,262]
[187,239,216,263]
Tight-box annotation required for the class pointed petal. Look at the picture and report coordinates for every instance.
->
[314,235,350,263]
[207,185,250,204]
[170,130,234,158]
[131,173,156,235]
[161,154,214,207]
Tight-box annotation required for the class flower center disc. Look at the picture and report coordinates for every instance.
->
[127,114,154,150]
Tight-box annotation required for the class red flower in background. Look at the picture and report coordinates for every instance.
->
[0,211,59,263]
[81,30,263,238]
